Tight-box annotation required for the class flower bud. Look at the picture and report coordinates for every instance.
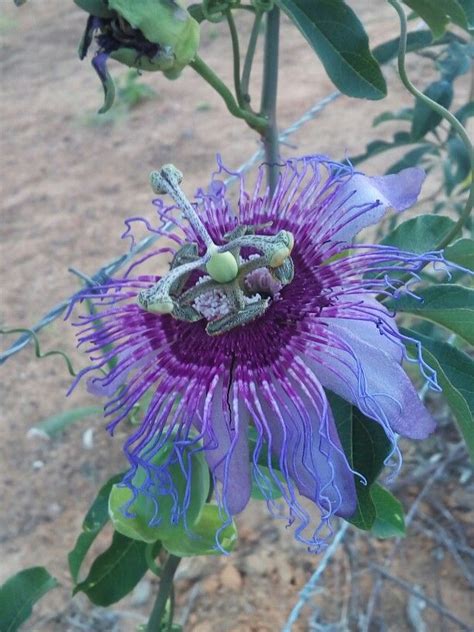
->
[108,0,200,72]
[74,0,114,18]
[78,0,200,111]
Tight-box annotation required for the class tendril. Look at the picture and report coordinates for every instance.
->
[388,0,473,249]
[0,328,77,376]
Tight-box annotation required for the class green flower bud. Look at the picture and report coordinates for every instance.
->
[110,46,176,72]
[108,0,200,72]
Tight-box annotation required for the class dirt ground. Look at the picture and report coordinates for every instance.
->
[1,1,473,631]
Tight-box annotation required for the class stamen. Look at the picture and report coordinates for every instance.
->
[138,255,207,313]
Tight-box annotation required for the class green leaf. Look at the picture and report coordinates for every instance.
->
[373,30,433,64]
[247,427,281,470]
[370,484,406,539]
[458,0,474,27]
[251,466,284,500]
[403,0,471,37]
[373,107,414,127]
[68,472,124,582]
[444,136,471,193]
[402,327,474,460]
[275,0,386,99]
[455,102,474,126]
[411,80,453,140]
[74,532,161,606]
[390,285,474,345]
[385,144,433,174]
[162,504,237,557]
[31,406,101,438]
[0,567,58,632]
[109,443,210,543]
[350,131,412,165]
[329,392,392,531]
[381,215,456,253]
[445,239,474,271]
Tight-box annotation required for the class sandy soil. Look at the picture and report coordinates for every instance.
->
[1,1,473,631]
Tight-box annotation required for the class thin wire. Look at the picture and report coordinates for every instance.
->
[282,522,349,632]
[0,91,341,365]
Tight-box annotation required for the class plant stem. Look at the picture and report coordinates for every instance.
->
[260,6,281,194]
[241,9,264,108]
[145,543,161,577]
[226,9,244,108]
[190,55,267,133]
[146,554,181,631]
[388,0,473,248]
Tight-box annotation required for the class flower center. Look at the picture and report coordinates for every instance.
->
[137,164,295,335]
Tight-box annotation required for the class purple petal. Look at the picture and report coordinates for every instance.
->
[260,376,357,519]
[202,379,251,515]
[309,323,436,440]
[332,167,425,243]
[327,296,404,363]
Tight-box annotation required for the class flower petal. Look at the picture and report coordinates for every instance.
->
[257,374,357,519]
[326,295,404,363]
[309,323,435,439]
[203,379,251,515]
[332,167,425,243]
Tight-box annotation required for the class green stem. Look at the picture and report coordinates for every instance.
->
[388,0,473,249]
[226,9,244,108]
[190,55,267,133]
[241,10,264,107]
[167,585,175,632]
[145,543,161,577]
[260,6,281,194]
[147,554,181,632]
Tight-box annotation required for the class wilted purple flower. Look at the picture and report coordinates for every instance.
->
[71,156,448,549]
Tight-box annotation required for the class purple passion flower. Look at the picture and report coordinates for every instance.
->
[71,156,448,550]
